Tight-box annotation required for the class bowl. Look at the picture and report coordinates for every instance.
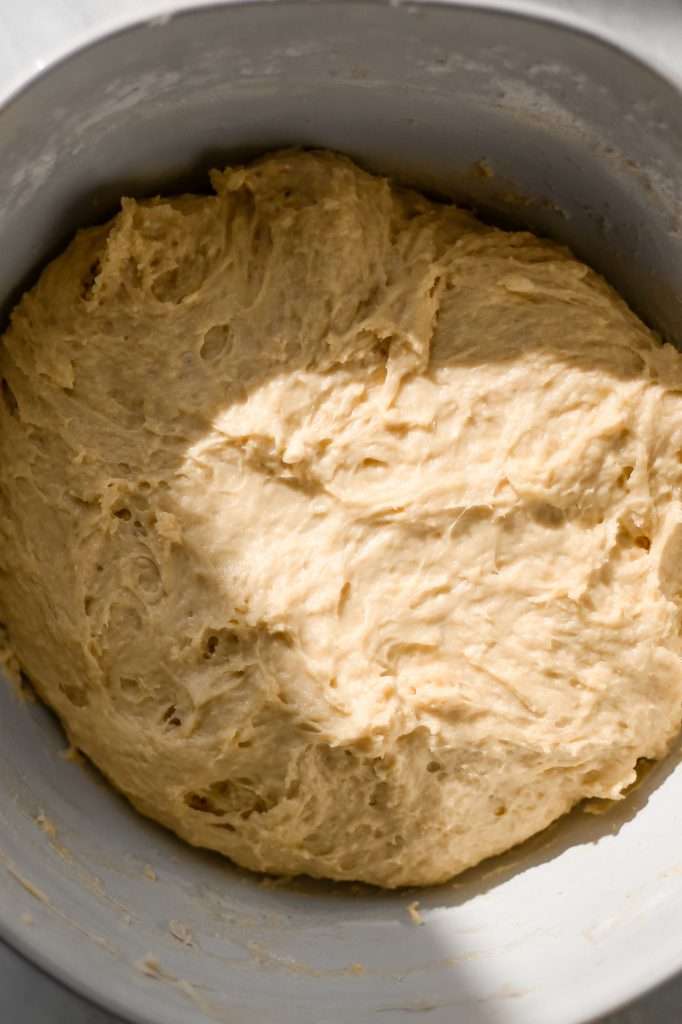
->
[2,4,682,1023]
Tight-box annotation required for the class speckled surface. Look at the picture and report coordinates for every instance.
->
[2,2,682,1022]
[1,903,682,1024]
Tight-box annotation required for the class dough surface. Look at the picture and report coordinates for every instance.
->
[2,150,682,887]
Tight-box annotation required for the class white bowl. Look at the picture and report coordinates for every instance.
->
[2,4,682,1022]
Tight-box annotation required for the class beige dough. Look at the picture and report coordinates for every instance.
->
[2,150,682,888]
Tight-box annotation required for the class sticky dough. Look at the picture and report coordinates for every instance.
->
[2,150,682,888]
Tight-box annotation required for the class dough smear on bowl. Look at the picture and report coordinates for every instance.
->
[2,150,682,888]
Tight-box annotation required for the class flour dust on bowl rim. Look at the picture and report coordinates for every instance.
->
[1,3,682,1023]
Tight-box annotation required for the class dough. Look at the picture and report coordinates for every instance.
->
[2,150,682,888]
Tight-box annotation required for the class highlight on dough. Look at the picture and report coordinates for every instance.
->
[1,149,682,888]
